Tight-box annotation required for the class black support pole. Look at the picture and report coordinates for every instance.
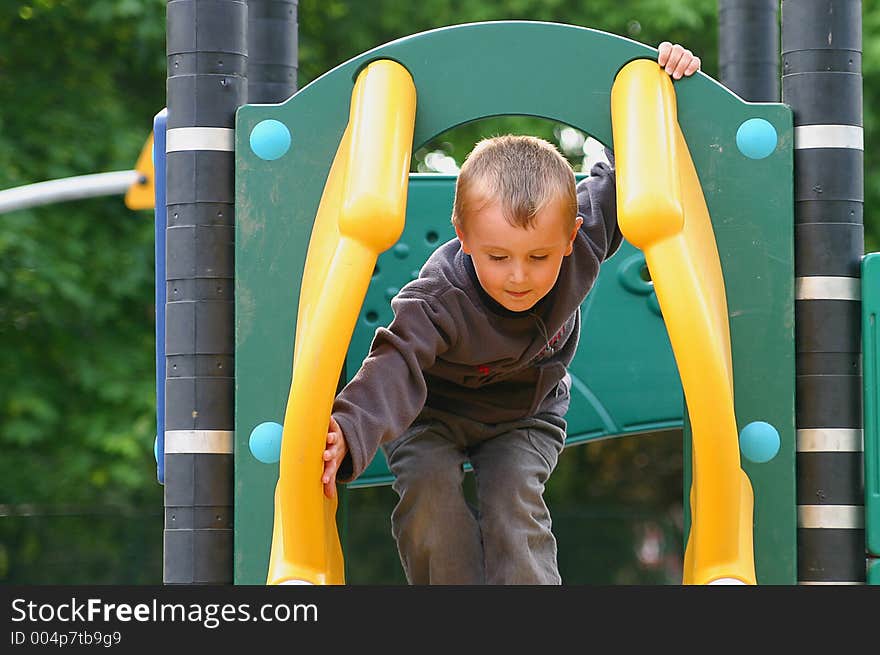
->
[164,0,247,584]
[247,0,298,104]
[719,0,780,101]
[782,0,865,585]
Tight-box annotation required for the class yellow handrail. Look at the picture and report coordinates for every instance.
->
[611,59,756,585]
[266,59,417,585]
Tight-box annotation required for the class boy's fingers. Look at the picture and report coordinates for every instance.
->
[323,416,345,498]
[323,465,338,498]
[657,41,672,66]
[664,45,684,74]
[672,50,693,79]
[323,448,339,473]
[685,56,701,75]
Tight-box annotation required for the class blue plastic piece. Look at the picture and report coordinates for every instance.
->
[154,108,168,485]
[740,421,781,463]
[250,119,291,161]
[249,421,283,464]
[736,118,778,160]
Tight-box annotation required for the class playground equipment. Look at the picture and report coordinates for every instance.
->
[265,60,416,585]
[0,134,155,215]
[612,60,756,584]
[234,22,799,584]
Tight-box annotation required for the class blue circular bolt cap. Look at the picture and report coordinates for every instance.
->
[393,243,410,259]
[250,119,291,161]
[736,118,778,160]
[249,421,283,464]
[739,421,780,464]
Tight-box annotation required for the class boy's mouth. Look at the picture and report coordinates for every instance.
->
[506,290,531,298]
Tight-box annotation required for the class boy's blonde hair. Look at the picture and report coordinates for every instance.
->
[451,134,577,232]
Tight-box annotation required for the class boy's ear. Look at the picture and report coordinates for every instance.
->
[454,224,471,254]
[564,216,583,256]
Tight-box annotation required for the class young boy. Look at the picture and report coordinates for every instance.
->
[322,42,701,584]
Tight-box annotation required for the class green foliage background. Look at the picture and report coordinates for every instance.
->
[0,0,875,584]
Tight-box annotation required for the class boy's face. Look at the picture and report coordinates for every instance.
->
[455,200,582,312]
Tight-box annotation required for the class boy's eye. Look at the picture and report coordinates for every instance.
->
[488,255,507,261]
[531,255,549,261]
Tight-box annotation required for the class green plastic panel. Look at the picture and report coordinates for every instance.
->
[861,253,880,556]
[234,21,795,585]
[351,175,682,487]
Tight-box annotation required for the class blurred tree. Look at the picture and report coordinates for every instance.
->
[0,0,167,582]
[0,1,167,510]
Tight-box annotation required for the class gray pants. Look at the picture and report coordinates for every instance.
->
[382,407,567,585]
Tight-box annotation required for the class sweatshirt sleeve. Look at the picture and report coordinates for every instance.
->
[331,289,458,483]
[576,146,623,262]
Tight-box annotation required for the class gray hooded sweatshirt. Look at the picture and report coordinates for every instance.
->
[333,153,621,483]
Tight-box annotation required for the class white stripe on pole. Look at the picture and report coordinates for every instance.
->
[164,430,234,454]
[797,505,864,529]
[795,276,861,301]
[799,581,865,585]
[794,124,864,150]
[0,170,141,214]
[796,428,863,452]
[165,127,235,152]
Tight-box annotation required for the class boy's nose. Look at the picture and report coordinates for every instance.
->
[509,263,527,283]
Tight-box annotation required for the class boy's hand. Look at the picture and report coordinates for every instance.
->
[657,42,701,80]
[322,415,348,499]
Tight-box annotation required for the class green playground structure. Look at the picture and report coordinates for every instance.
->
[233,22,802,584]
